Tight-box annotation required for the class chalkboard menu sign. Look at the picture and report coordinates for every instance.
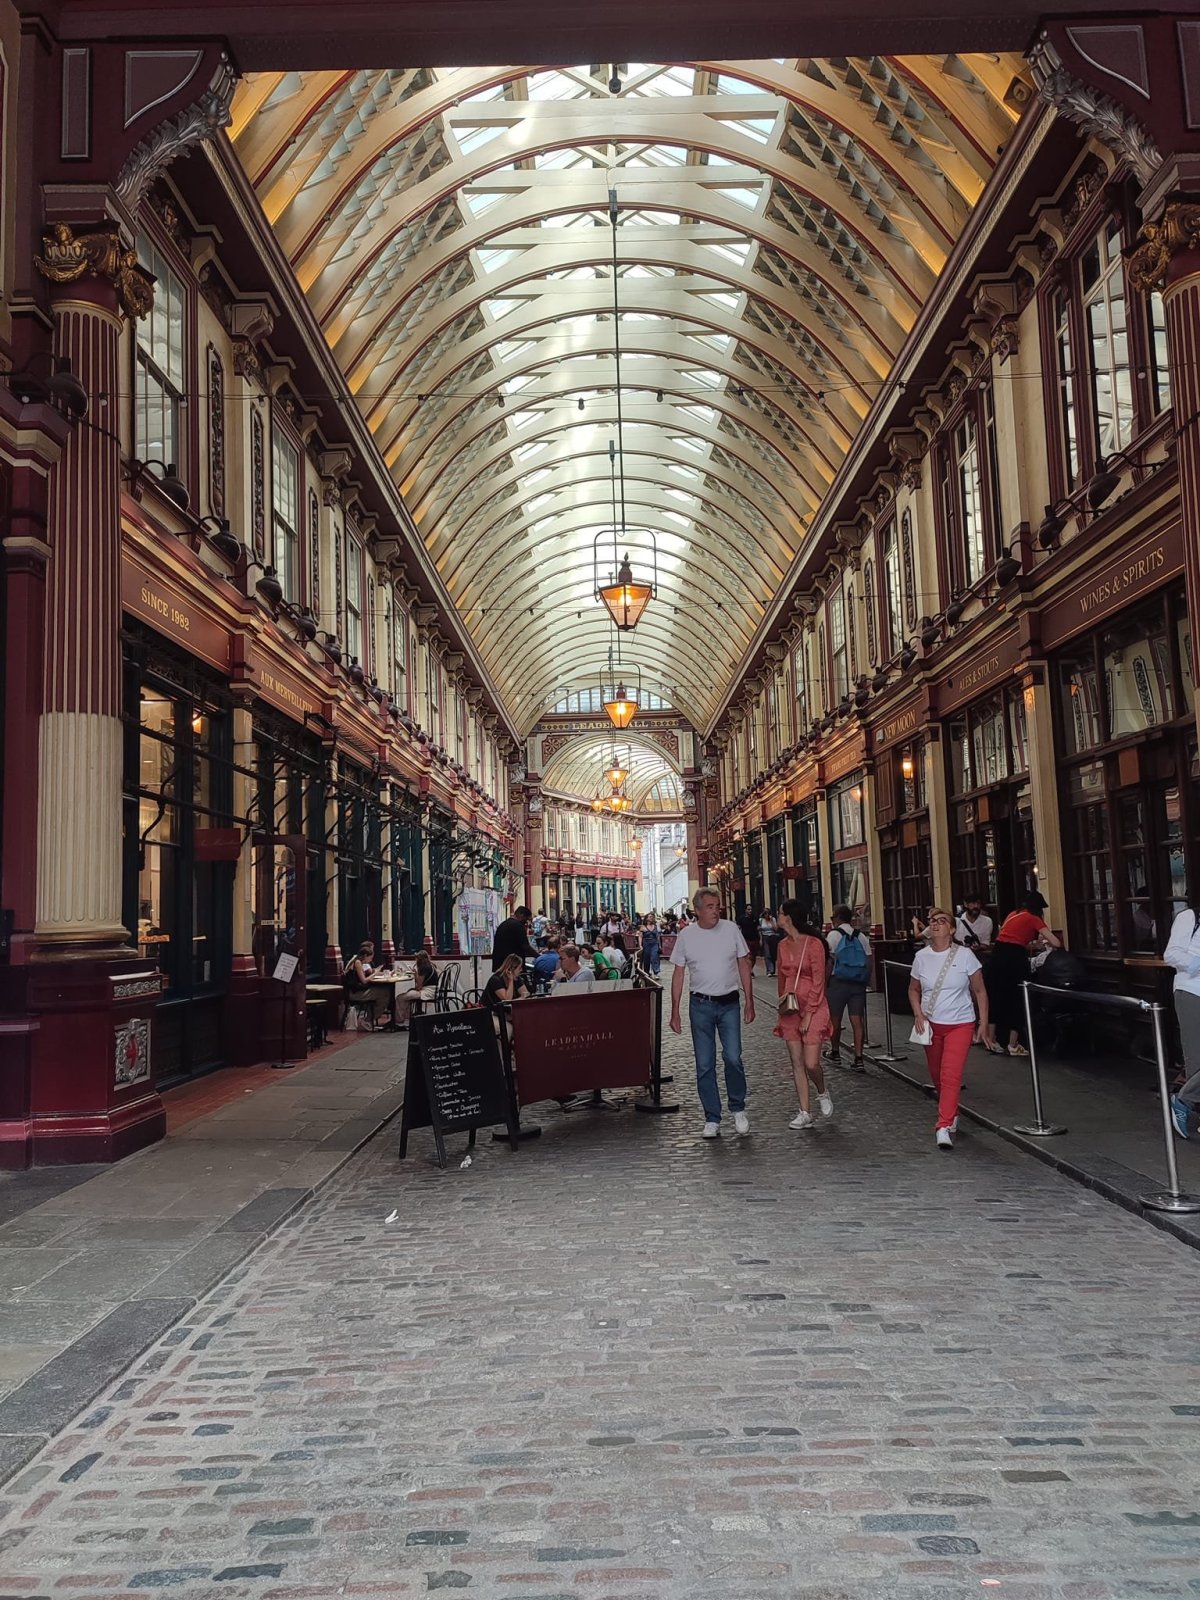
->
[399,1009,519,1169]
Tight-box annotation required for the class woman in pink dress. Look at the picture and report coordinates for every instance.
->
[773,899,834,1130]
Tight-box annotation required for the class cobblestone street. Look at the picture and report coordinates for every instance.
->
[1,1017,1199,1600]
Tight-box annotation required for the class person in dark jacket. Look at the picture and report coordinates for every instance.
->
[491,905,537,972]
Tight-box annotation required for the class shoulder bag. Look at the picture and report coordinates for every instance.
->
[909,946,958,1045]
[779,936,814,1013]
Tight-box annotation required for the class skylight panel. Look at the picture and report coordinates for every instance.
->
[454,123,508,154]
[701,239,751,265]
[714,115,777,145]
[514,439,550,460]
[711,186,763,210]
[526,70,588,101]
[688,369,723,388]
[523,467,552,486]
[662,510,691,527]
[478,247,519,273]
[669,463,701,480]
[697,291,742,311]
[714,73,763,95]
[484,298,521,319]
[535,148,584,169]
[463,189,504,216]
[684,404,717,422]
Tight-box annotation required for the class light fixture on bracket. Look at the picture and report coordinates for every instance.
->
[592,188,657,631]
[127,456,190,513]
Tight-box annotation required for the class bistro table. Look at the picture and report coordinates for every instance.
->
[305,982,344,1045]
[367,968,434,1030]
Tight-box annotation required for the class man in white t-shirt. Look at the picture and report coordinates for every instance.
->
[956,895,994,950]
[669,886,755,1139]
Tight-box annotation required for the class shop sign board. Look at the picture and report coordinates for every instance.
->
[121,562,232,673]
[871,693,926,755]
[938,631,1021,715]
[1040,520,1183,649]
[821,733,865,785]
[399,1009,519,1170]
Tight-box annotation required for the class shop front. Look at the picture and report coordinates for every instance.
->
[388,787,426,957]
[428,810,457,953]
[823,738,870,925]
[765,812,786,912]
[871,696,933,937]
[941,633,1038,922]
[121,625,236,1085]
[1043,521,1195,977]
[747,829,765,915]
[788,789,822,926]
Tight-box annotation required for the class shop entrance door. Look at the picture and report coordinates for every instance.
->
[252,833,308,1061]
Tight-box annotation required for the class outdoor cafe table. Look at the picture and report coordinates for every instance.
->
[368,970,432,1028]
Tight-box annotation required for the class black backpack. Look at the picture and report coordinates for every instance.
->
[1038,948,1086,989]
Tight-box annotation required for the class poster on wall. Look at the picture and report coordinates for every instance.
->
[457,887,501,956]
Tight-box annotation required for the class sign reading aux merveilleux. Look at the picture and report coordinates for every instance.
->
[399,1008,519,1169]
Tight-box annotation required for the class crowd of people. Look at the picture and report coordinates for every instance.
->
[668,887,1068,1152]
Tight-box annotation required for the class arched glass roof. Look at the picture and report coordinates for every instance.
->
[230,56,1026,737]
[541,732,684,814]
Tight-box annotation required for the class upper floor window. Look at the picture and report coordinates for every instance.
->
[937,381,1002,593]
[271,427,300,602]
[344,535,363,664]
[392,602,409,710]
[829,586,849,702]
[1082,218,1134,460]
[880,519,903,658]
[1045,206,1171,496]
[792,638,809,736]
[134,235,186,470]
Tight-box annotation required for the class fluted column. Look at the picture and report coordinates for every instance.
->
[33,230,151,947]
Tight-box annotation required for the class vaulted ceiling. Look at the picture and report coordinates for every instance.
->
[541,731,685,814]
[230,56,1027,740]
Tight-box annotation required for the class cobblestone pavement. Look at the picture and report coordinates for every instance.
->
[1,1014,1199,1600]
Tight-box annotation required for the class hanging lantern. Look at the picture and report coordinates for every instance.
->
[603,682,639,729]
[591,794,605,812]
[597,554,653,630]
[605,757,629,788]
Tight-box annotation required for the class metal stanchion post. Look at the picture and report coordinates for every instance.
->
[869,959,907,1064]
[1010,981,1066,1136]
[1140,1002,1200,1213]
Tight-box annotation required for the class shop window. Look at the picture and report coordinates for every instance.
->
[1082,217,1134,459]
[123,648,234,1040]
[970,695,1008,786]
[134,234,186,469]
[1066,762,1114,953]
[1102,610,1174,737]
[1058,645,1103,755]
[271,426,301,602]
[345,535,363,664]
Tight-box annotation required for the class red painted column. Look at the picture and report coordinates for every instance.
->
[0,234,163,1167]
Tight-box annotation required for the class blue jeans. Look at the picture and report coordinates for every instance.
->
[643,939,661,975]
[689,994,747,1122]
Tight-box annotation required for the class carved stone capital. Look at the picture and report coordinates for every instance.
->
[35,224,154,319]
[115,54,237,212]
[1129,203,1200,294]
[1028,34,1161,188]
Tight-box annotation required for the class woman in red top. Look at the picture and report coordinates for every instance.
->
[983,892,1061,1055]
[774,899,834,1130]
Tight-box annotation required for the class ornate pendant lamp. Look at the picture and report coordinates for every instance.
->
[603,679,639,729]
[593,190,656,631]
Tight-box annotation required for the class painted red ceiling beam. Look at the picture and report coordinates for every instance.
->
[44,0,1140,69]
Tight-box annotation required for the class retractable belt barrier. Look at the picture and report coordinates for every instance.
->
[873,965,1200,1216]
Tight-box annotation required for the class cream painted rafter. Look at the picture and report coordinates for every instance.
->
[229,55,1026,751]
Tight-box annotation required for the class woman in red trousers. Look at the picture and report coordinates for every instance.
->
[907,908,989,1150]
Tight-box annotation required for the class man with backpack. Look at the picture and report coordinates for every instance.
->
[826,906,871,1071]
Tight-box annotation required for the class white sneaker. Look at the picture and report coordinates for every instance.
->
[948,1116,959,1134]
[702,1121,721,1139]
[936,1127,954,1149]
[817,1092,834,1118]
[733,1111,750,1136]
[789,1110,815,1130]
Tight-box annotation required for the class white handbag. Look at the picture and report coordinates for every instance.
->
[909,947,958,1045]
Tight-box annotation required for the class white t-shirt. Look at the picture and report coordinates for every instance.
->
[910,944,981,1025]
[672,918,749,995]
[1165,908,1200,999]
[606,945,628,973]
[957,911,994,947]
[827,925,870,964]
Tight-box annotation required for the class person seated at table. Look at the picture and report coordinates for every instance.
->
[342,940,390,1028]
[590,940,622,982]
[394,949,437,1029]
[557,944,594,986]
[533,937,561,992]
[482,953,529,1038]
[596,933,628,976]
